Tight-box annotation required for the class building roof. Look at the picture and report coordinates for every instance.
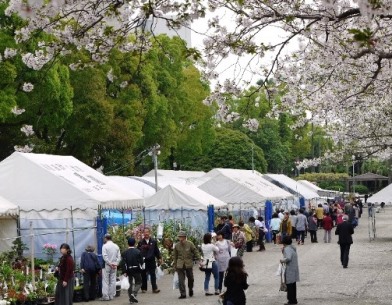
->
[348,172,389,181]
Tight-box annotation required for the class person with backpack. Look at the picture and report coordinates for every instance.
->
[121,238,144,304]
[80,245,99,301]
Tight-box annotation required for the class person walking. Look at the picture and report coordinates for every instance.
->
[307,212,318,243]
[280,236,299,305]
[243,217,256,252]
[55,243,74,305]
[254,217,266,251]
[323,213,333,243]
[80,245,99,301]
[240,220,254,252]
[101,234,121,301]
[121,238,143,304]
[289,210,297,240]
[335,215,354,268]
[137,228,162,294]
[231,224,246,257]
[316,204,324,228]
[223,257,249,305]
[279,212,292,242]
[270,213,281,245]
[173,231,201,299]
[215,231,231,293]
[294,209,308,245]
[201,233,219,296]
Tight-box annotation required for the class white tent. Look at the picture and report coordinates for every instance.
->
[109,176,156,198]
[264,174,320,200]
[143,169,205,179]
[0,195,19,217]
[0,152,144,258]
[368,184,392,205]
[0,152,144,215]
[197,169,294,207]
[297,180,322,192]
[298,180,342,199]
[142,170,205,190]
[144,184,226,232]
[0,196,18,251]
[145,184,226,210]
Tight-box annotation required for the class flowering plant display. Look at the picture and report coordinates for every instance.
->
[108,216,204,273]
[42,243,57,257]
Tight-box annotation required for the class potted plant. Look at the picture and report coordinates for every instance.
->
[26,292,38,305]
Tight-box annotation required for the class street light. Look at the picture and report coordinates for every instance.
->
[148,144,161,192]
[352,155,356,194]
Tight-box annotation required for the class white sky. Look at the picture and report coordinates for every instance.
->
[189,8,296,88]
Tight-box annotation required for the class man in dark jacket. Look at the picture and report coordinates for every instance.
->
[137,228,162,293]
[335,215,354,268]
[121,238,144,304]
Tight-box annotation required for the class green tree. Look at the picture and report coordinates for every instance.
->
[187,128,267,172]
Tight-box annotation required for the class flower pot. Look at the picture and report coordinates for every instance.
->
[73,288,84,303]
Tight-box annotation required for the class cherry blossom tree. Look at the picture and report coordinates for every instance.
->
[2,0,392,164]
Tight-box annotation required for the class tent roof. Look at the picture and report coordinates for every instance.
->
[297,180,322,192]
[145,184,226,210]
[348,172,389,181]
[0,152,144,211]
[264,174,320,200]
[0,195,18,217]
[108,176,156,198]
[143,169,205,179]
[198,168,293,205]
[368,183,392,204]
[137,176,193,189]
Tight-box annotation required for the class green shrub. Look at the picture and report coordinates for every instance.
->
[318,181,346,191]
[353,184,369,194]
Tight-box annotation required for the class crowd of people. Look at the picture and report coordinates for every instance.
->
[53,199,363,305]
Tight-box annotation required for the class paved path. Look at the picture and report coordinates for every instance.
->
[86,208,392,305]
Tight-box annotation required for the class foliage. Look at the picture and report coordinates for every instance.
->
[108,216,203,273]
[318,181,346,192]
[296,173,349,183]
[185,127,267,172]
[353,184,369,194]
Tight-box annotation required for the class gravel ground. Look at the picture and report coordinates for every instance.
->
[84,207,392,305]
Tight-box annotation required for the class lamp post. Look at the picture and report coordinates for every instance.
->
[352,155,356,194]
[148,144,161,192]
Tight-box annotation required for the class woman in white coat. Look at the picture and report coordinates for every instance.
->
[201,233,220,296]
[215,231,231,293]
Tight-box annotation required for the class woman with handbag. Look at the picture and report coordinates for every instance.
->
[55,243,74,305]
[201,233,219,296]
[215,231,231,293]
[223,256,248,305]
[280,236,299,305]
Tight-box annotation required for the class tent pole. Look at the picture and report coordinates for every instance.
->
[66,218,69,244]
[70,206,76,262]
[30,221,35,290]
[143,208,146,228]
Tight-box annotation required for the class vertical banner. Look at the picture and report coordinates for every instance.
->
[299,197,305,210]
[96,216,107,265]
[264,201,273,242]
[207,205,215,233]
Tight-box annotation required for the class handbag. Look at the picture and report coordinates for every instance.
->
[91,253,102,273]
[199,259,213,271]
[279,263,287,292]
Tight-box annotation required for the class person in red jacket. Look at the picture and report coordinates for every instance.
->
[55,243,75,305]
[322,213,334,243]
